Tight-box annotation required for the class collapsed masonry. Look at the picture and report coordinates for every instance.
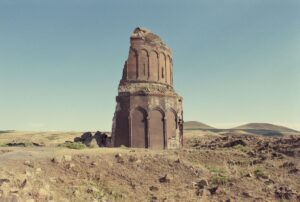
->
[112,27,183,149]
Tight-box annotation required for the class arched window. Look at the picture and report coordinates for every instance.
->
[161,67,164,78]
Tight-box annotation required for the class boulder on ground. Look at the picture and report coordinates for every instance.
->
[94,131,108,147]
[159,174,173,183]
[223,140,247,147]
[73,131,109,147]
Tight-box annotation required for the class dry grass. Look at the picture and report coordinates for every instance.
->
[0,130,299,202]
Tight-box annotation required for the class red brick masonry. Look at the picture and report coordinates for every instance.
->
[112,27,183,149]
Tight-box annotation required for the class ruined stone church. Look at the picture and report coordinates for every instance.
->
[112,27,183,149]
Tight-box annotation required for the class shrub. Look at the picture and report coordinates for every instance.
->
[208,166,230,185]
[233,144,248,152]
[254,168,268,179]
[211,174,230,185]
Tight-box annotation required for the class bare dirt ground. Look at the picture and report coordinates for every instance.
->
[0,130,299,202]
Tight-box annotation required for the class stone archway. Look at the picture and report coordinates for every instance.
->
[114,109,129,147]
[149,109,164,149]
[131,107,147,148]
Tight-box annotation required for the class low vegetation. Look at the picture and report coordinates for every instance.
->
[0,131,299,201]
[207,166,231,185]
[233,144,249,153]
[0,142,35,147]
[254,168,268,179]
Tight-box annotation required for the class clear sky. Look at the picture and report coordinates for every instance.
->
[0,0,300,131]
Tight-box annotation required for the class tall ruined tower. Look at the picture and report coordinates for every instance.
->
[112,27,183,149]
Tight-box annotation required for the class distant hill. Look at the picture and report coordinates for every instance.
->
[183,121,299,137]
[0,130,15,134]
[184,121,215,130]
[233,123,299,133]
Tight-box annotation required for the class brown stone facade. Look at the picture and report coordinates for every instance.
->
[112,27,183,149]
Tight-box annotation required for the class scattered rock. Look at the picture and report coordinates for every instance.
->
[275,186,297,200]
[149,186,159,191]
[72,190,80,197]
[0,179,10,186]
[25,170,32,177]
[4,141,44,147]
[24,160,34,168]
[288,168,299,174]
[242,192,251,198]
[38,188,49,198]
[208,186,218,195]
[150,196,158,202]
[259,155,267,161]
[280,162,295,168]
[194,179,208,189]
[73,131,109,147]
[58,177,65,183]
[51,156,63,163]
[223,139,247,147]
[128,155,140,163]
[115,153,122,158]
[63,155,72,162]
[49,177,57,183]
[244,173,252,178]
[0,149,12,154]
[87,187,98,194]
[10,188,19,193]
[94,131,108,147]
[73,137,82,142]
[66,163,75,169]
[159,174,173,183]
[1,194,20,202]
[271,152,284,159]
[90,161,98,167]
[264,179,275,185]
[82,132,93,145]
[115,153,124,164]
[19,179,27,189]
[257,142,270,152]
[247,151,256,157]
[196,188,211,197]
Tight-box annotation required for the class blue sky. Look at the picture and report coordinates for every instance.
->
[0,0,299,131]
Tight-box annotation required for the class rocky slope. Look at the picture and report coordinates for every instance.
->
[0,131,299,202]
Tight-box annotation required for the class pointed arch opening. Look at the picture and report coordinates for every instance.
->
[149,108,165,149]
[131,107,148,148]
